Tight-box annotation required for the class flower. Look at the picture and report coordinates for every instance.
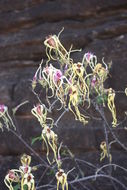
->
[0,104,7,113]
[19,165,31,174]
[54,70,63,82]
[46,35,56,48]
[85,52,94,63]
[56,169,68,190]
[42,126,57,141]
[91,75,97,87]
[100,141,112,162]
[36,104,42,116]
[5,170,19,182]
[32,76,37,90]
[8,170,18,181]
[44,66,50,74]
[21,173,35,190]
[21,154,31,166]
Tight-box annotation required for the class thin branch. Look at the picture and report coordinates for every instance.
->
[7,127,49,167]
[54,108,68,127]
[70,174,127,190]
[96,163,127,175]
[92,101,127,151]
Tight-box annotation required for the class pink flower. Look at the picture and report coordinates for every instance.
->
[64,64,68,72]
[32,76,37,90]
[8,171,15,180]
[46,35,56,48]
[69,78,72,84]
[54,70,62,82]
[44,66,49,75]
[36,104,42,115]
[85,52,94,62]
[32,76,36,81]
[24,166,29,173]
[58,155,61,161]
[0,104,6,113]
[39,76,43,80]
[91,75,97,87]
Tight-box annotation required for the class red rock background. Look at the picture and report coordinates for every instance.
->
[0,1,127,189]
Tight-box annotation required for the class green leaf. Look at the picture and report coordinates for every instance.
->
[86,78,90,86]
[103,94,108,102]
[96,96,103,104]
[47,169,55,176]
[13,184,20,190]
[23,184,28,190]
[96,94,108,105]
[61,149,68,156]
[31,135,42,145]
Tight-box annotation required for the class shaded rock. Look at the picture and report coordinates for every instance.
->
[0,3,127,190]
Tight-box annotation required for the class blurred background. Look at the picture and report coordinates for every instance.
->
[0,0,127,189]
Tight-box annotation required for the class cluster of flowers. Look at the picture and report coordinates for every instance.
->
[0,104,15,131]
[4,154,36,190]
[32,31,117,128]
[31,103,69,190]
[30,31,119,190]
[31,104,57,164]
[4,30,120,190]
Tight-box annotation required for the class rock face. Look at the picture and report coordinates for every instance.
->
[0,0,127,158]
[0,0,127,108]
[0,1,127,189]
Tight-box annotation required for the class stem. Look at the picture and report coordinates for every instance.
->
[36,167,49,188]
[8,127,49,167]
[48,99,58,113]
[54,108,68,127]
[96,163,127,175]
[70,174,127,190]
[92,101,127,151]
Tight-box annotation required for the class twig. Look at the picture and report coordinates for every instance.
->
[70,174,127,190]
[7,127,49,167]
[36,184,56,189]
[92,101,127,151]
[36,167,49,188]
[96,163,127,176]
[54,108,68,127]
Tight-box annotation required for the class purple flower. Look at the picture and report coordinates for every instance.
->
[33,75,36,81]
[36,104,42,116]
[58,155,61,160]
[32,76,37,90]
[0,104,6,113]
[54,70,63,82]
[64,64,68,71]
[85,52,94,62]
[8,171,16,180]
[91,75,97,87]
[44,66,50,75]
[46,35,56,48]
